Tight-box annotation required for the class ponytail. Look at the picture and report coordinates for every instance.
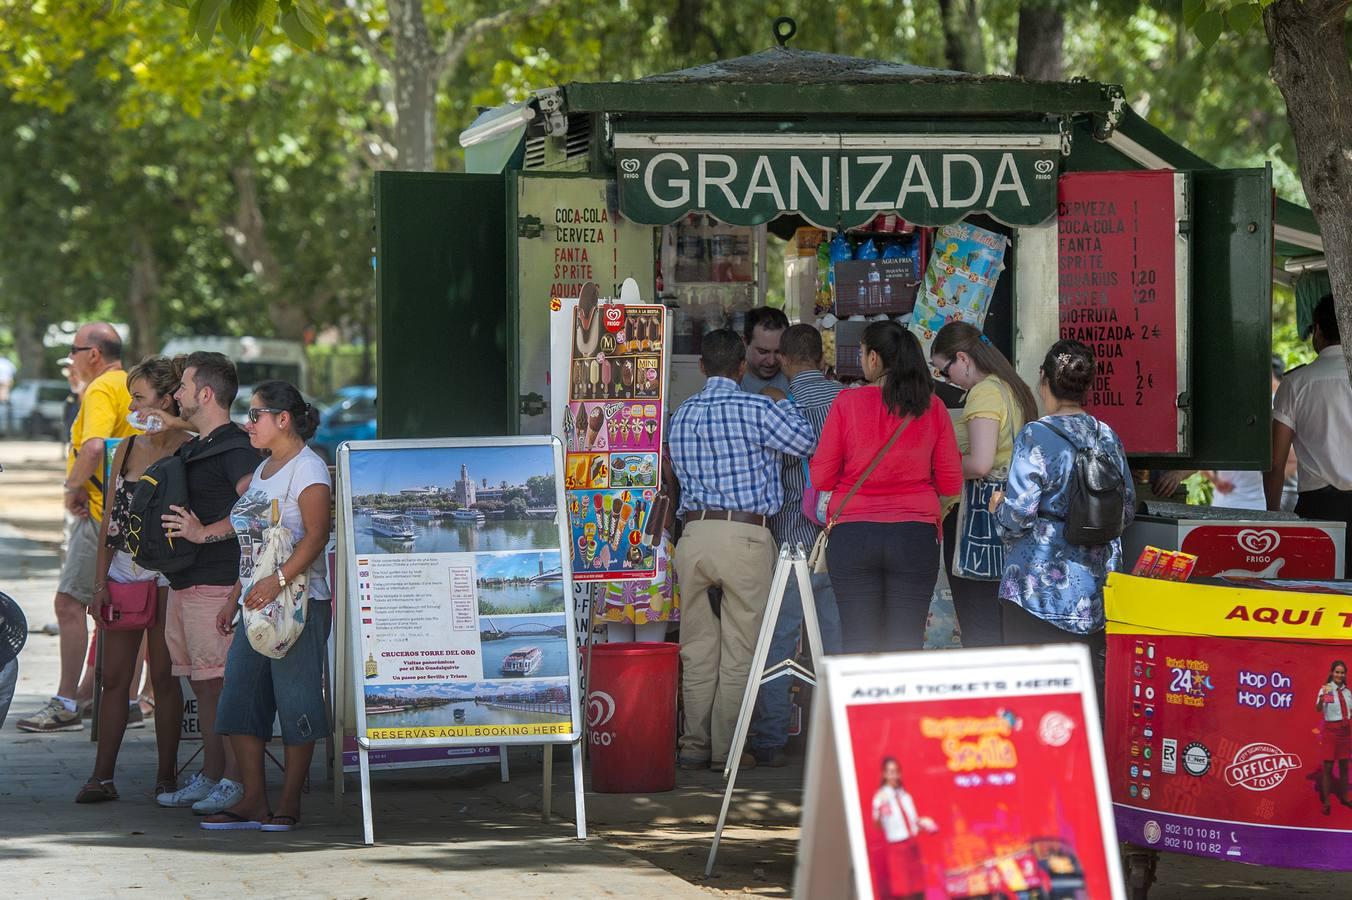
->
[252,380,319,441]
[861,321,932,418]
[932,321,1039,424]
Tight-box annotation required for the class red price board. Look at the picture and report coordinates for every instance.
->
[1058,171,1183,454]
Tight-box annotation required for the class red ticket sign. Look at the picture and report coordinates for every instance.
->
[1058,171,1180,454]
[1106,575,1352,870]
[799,650,1123,900]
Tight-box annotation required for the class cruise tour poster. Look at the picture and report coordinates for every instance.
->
[341,439,579,744]
[826,650,1120,900]
[1106,574,1352,870]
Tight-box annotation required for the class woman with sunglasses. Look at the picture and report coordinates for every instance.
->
[928,322,1038,648]
[75,357,191,803]
[204,381,331,831]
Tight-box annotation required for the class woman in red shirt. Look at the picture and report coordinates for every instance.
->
[811,322,962,653]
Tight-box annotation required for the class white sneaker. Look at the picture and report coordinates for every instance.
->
[157,772,218,808]
[192,778,243,815]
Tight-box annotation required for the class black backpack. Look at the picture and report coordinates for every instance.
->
[126,428,251,573]
[1041,418,1127,546]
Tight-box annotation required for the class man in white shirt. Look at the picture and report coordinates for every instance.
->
[1267,294,1352,568]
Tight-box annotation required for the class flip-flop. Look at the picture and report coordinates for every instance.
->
[200,810,263,831]
[260,815,300,832]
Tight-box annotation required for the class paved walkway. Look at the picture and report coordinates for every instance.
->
[1,439,1345,898]
[0,441,709,898]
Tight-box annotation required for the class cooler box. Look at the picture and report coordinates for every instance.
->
[1123,501,1345,580]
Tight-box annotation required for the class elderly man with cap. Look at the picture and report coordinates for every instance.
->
[669,328,817,771]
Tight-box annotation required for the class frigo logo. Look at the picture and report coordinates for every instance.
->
[587,690,616,728]
[588,690,617,747]
[619,158,642,176]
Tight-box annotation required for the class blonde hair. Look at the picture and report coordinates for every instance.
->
[125,355,185,416]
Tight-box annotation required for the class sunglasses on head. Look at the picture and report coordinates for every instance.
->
[247,407,285,424]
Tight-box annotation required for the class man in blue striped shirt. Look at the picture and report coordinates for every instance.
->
[670,329,816,770]
[750,325,845,766]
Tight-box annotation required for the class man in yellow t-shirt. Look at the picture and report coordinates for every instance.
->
[17,322,139,733]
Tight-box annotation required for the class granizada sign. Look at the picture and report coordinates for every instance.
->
[613,132,1062,229]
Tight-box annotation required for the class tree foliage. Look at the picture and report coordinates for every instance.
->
[0,0,1325,381]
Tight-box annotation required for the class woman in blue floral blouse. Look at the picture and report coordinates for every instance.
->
[991,340,1134,692]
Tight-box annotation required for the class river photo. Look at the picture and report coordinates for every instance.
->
[355,512,559,555]
[478,615,569,679]
[364,679,571,729]
[346,444,561,557]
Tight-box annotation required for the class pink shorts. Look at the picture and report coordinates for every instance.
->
[165,584,234,681]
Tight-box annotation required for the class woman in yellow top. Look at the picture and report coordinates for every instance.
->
[929,322,1039,647]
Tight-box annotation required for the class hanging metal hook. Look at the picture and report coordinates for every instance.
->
[773,16,797,47]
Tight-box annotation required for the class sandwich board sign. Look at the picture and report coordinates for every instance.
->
[797,646,1123,899]
[338,436,584,843]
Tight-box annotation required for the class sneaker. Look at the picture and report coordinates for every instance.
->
[753,748,790,768]
[78,699,94,720]
[192,778,243,816]
[16,698,83,733]
[126,705,145,730]
[157,772,218,808]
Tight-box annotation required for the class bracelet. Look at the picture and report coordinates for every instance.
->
[276,570,287,590]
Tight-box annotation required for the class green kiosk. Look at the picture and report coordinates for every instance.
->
[376,23,1322,488]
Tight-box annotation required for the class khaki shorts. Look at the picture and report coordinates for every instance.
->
[56,516,100,606]
[165,584,235,681]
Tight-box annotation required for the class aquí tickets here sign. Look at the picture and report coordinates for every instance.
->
[613,132,1062,230]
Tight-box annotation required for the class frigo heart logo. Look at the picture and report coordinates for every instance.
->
[1237,528,1281,556]
[620,158,641,174]
[588,690,616,728]
[1033,159,1055,174]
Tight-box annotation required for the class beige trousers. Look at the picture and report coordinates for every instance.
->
[674,519,776,764]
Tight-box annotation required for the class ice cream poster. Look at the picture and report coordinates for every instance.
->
[556,284,667,582]
[908,222,1008,362]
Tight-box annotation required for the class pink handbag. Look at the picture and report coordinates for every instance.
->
[101,579,158,631]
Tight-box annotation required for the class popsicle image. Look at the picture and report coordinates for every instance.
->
[610,496,624,544]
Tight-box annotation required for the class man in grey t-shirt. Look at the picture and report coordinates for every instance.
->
[739,306,790,395]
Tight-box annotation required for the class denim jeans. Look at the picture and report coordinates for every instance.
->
[749,571,842,754]
[828,521,940,654]
[0,658,16,730]
[216,600,331,745]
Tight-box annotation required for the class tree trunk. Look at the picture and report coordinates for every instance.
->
[126,231,161,362]
[1265,1,1352,381]
[224,165,309,339]
[388,0,438,172]
[13,306,47,380]
[1015,2,1065,81]
[937,0,985,72]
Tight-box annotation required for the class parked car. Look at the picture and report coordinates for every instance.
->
[5,380,71,440]
[311,386,376,464]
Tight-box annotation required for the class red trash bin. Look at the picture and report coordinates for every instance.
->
[587,641,679,793]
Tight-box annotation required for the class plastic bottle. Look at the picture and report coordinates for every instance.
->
[867,262,882,309]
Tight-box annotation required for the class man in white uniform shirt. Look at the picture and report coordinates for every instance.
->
[1267,294,1352,569]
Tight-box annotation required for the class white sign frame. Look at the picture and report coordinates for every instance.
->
[796,645,1124,900]
[338,436,586,843]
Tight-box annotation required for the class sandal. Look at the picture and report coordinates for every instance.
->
[154,779,177,798]
[75,779,119,804]
[200,810,263,831]
[261,814,300,832]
